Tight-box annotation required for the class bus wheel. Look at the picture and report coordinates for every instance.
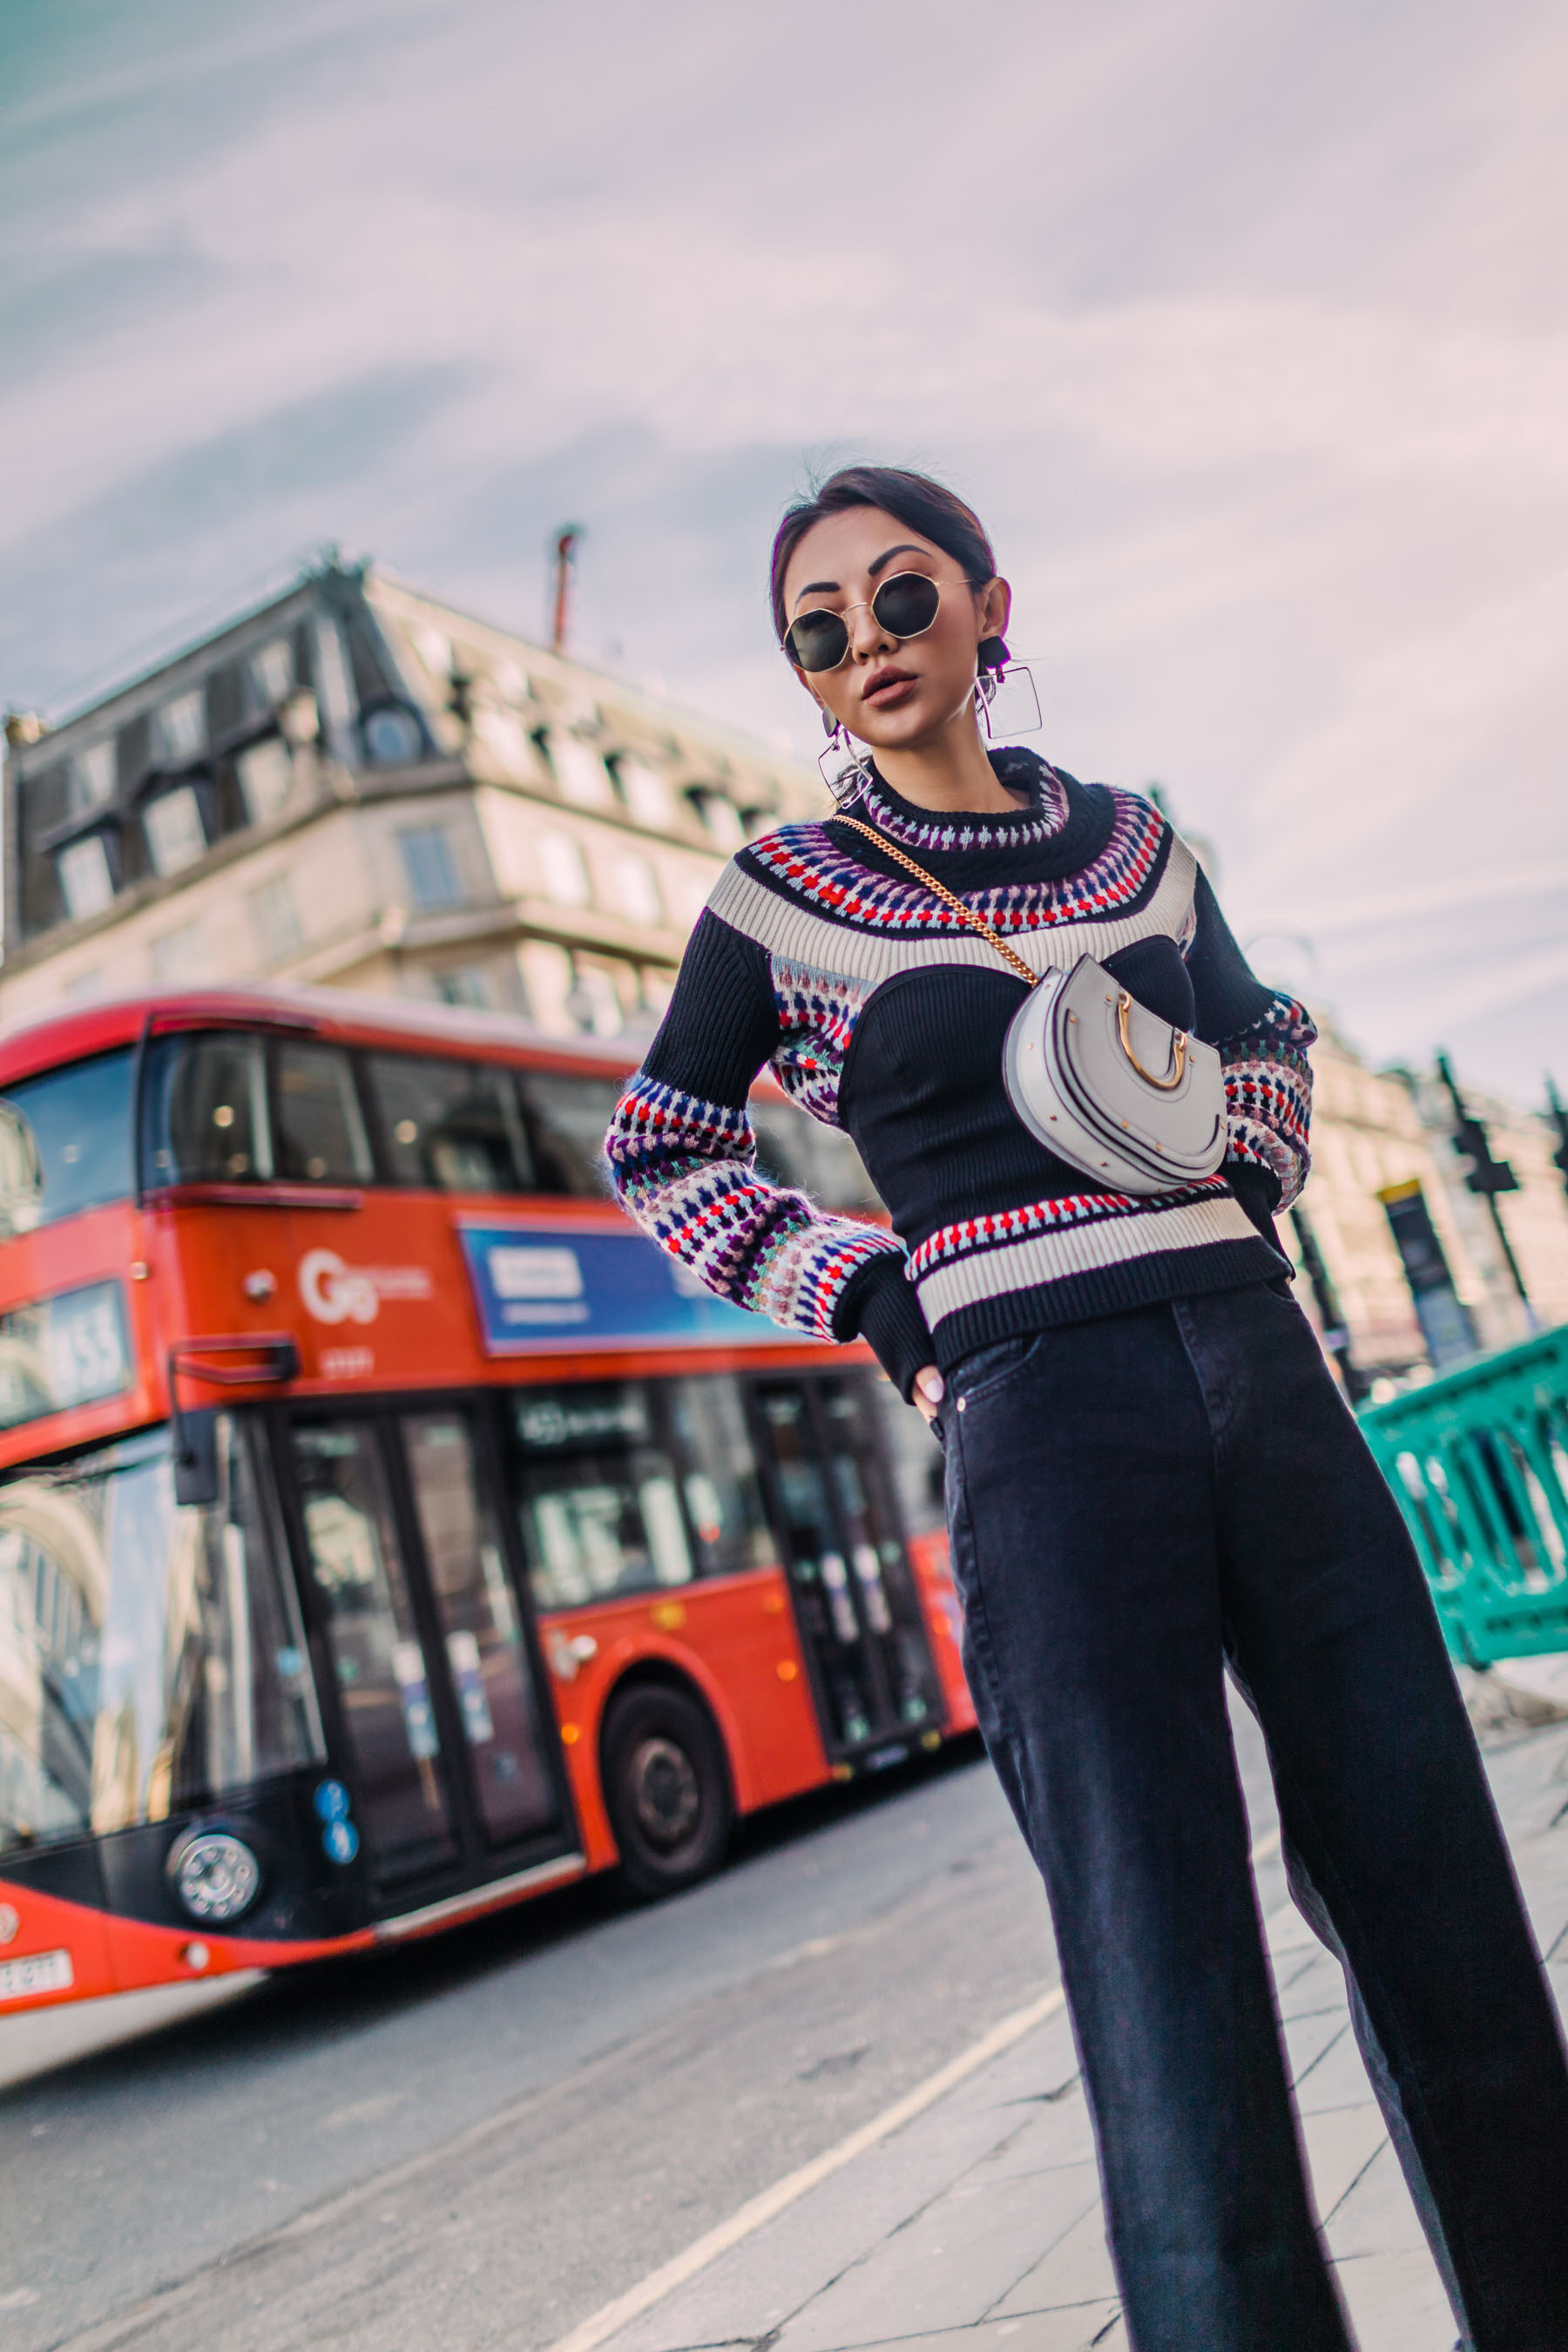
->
[601,1684,733,1899]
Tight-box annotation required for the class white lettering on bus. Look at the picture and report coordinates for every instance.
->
[299,1250,433,1326]
[487,1246,584,1301]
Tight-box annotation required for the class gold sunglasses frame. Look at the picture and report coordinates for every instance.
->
[783,572,966,672]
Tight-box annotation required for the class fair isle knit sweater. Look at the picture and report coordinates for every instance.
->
[605,750,1312,1400]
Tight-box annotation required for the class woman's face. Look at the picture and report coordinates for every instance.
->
[781,505,1010,754]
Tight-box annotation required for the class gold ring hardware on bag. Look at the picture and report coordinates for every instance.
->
[1116,991,1186,1090]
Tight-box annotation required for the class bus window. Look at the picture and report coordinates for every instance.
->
[364,1054,534,1193]
[0,1417,323,1855]
[510,1382,694,1609]
[0,1050,135,1232]
[291,1421,459,1879]
[751,1098,882,1215]
[144,1031,272,1184]
[666,1376,782,1578]
[870,1377,946,1543]
[400,1410,558,1846]
[273,1042,373,1185]
[516,1070,623,1197]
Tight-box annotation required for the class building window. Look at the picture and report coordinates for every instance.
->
[248,639,295,709]
[617,758,676,830]
[688,789,745,849]
[564,959,623,1037]
[144,786,207,877]
[248,875,302,965]
[56,836,115,923]
[473,706,535,781]
[537,830,591,910]
[398,825,463,909]
[639,968,676,1022]
[236,738,294,827]
[431,966,493,1010]
[412,625,452,681]
[151,921,205,983]
[68,740,117,815]
[155,689,207,764]
[611,851,664,929]
[550,733,614,809]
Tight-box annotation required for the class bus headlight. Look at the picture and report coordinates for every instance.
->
[168,1830,262,1925]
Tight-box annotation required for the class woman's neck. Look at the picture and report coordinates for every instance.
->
[870,705,1027,814]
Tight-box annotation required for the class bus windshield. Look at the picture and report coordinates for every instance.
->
[0,1051,135,1235]
[0,1416,324,1856]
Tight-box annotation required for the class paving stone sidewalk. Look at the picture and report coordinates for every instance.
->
[595,1715,1568,2352]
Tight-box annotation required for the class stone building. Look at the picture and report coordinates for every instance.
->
[1282,1021,1568,1392]
[1,558,821,1039]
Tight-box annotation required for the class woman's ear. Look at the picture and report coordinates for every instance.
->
[980,576,1012,643]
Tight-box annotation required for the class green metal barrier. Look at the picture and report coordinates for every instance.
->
[1359,1324,1568,1666]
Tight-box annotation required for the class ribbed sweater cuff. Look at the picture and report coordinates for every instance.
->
[1227,1164,1282,1247]
[833,1254,933,1402]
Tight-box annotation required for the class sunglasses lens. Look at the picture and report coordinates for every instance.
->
[786,610,849,672]
[871,573,942,638]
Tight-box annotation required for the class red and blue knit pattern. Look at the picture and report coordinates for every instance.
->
[605,1073,900,1340]
[770,956,874,1125]
[745,786,1166,939]
[1219,994,1314,1209]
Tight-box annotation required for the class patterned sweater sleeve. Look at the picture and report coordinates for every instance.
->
[1183,865,1315,1216]
[605,906,931,1391]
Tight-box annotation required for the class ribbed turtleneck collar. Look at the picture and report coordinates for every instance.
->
[844,747,1071,853]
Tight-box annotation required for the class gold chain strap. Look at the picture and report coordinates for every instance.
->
[833,815,1040,990]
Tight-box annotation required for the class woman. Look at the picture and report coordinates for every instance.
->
[605,465,1568,2350]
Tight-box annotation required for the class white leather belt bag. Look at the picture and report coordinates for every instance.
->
[836,818,1227,1197]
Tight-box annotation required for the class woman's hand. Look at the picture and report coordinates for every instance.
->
[912,1367,944,1425]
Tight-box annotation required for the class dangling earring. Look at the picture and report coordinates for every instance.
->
[975,636,1042,739]
[817,708,868,802]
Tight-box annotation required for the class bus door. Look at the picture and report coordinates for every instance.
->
[750,1375,944,1761]
[282,1405,571,1903]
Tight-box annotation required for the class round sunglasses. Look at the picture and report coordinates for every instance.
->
[783,571,961,672]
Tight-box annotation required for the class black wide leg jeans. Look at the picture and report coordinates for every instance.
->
[940,1282,1568,2352]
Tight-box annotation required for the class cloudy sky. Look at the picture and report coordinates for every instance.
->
[4,0,1567,1101]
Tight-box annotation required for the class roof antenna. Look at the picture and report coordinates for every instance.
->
[550,525,585,652]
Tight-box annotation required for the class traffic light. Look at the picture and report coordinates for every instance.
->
[1548,1078,1568,1198]
[1436,1054,1517,1195]
[1435,1051,1533,1325]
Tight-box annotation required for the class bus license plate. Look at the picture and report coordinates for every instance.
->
[0,1949,74,2004]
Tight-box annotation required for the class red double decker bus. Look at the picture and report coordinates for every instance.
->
[0,987,969,2013]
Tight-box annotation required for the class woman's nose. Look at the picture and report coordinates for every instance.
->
[848,599,894,659]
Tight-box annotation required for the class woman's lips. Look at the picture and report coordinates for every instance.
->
[861,667,918,710]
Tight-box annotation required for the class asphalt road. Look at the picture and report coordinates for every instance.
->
[0,1708,1283,2352]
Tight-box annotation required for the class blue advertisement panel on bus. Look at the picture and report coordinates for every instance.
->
[457,1220,801,1354]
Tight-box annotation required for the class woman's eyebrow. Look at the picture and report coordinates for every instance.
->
[867,543,927,577]
[792,543,930,609]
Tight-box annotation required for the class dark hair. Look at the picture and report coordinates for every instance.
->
[768,464,997,647]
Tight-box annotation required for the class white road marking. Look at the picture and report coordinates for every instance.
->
[547,1821,1289,2352]
[543,1983,1071,2352]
